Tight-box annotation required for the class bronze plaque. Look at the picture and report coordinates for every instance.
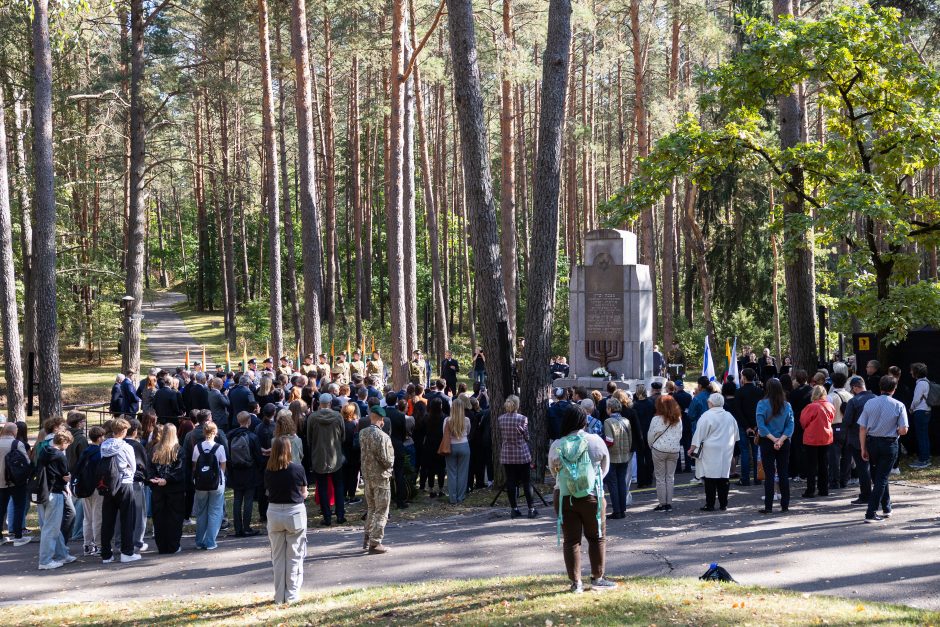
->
[584,253,624,341]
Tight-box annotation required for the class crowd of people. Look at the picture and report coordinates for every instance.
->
[0,345,933,599]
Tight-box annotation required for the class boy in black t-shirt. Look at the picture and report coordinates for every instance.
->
[38,431,77,570]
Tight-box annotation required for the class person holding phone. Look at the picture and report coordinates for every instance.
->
[756,379,795,514]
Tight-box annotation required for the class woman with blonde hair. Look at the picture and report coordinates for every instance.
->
[148,423,186,553]
[799,385,834,499]
[265,436,308,604]
[443,396,472,503]
[256,376,276,407]
[275,410,304,465]
[498,395,537,519]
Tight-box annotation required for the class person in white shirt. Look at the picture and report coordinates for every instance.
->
[909,363,932,468]
[827,372,853,488]
[690,394,739,512]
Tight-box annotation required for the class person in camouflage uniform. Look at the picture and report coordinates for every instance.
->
[360,405,395,553]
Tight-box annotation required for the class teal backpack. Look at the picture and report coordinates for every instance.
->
[555,433,603,544]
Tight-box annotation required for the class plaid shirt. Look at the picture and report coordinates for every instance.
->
[498,412,532,465]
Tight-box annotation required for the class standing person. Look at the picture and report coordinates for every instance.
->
[443,396,471,504]
[208,377,232,432]
[648,395,683,511]
[148,424,186,554]
[360,406,395,553]
[859,376,909,523]
[827,372,853,490]
[440,351,460,397]
[65,412,89,544]
[73,426,105,555]
[110,374,125,417]
[192,422,226,549]
[788,369,813,482]
[800,386,835,498]
[632,385,655,488]
[384,393,410,509]
[549,404,614,594]
[756,379,795,514]
[422,398,447,498]
[734,369,763,486]
[36,431,76,570]
[121,371,141,418]
[306,393,346,526]
[125,420,151,554]
[366,351,385,383]
[340,403,362,505]
[275,411,304,465]
[909,363,932,469]
[140,374,158,415]
[864,360,883,397]
[264,436,308,604]
[153,375,185,424]
[99,418,140,563]
[472,348,486,386]
[843,376,875,505]
[228,412,264,537]
[689,395,739,512]
[498,395,537,519]
[0,423,31,547]
[602,398,633,520]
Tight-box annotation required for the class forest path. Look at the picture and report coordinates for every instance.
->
[143,291,199,370]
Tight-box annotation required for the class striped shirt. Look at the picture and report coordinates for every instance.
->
[858,395,908,438]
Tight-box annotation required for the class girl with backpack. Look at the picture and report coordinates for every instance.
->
[192,422,226,550]
[549,403,616,594]
[149,424,186,553]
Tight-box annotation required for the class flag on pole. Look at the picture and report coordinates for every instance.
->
[226,345,231,373]
[242,341,248,372]
[702,338,716,382]
[346,337,351,358]
[266,340,270,360]
[184,346,190,370]
[202,346,206,370]
[727,337,739,386]
[330,339,335,365]
[371,336,375,353]
[296,339,302,371]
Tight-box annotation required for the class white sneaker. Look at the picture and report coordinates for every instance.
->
[13,537,31,547]
[102,556,116,563]
[63,555,77,564]
[690,477,702,484]
[38,561,64,570]
[120,553,142,563]
[890,468,900,475]
[137,542,149,552]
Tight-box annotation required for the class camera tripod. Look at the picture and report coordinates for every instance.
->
[489,482,550,508]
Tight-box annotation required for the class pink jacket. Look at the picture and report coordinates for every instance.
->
[800,399,834,446]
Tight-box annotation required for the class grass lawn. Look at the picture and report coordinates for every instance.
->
[898,455,940,485]
[5,575,939,626]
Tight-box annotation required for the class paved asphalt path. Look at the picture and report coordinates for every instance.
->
[143,291,200,370]
[1,481,937,609]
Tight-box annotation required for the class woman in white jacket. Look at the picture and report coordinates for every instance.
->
[690,394,739,512]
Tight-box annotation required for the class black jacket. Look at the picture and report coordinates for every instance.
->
[229,384,256,418]
[734,383,763,430]
[40,446,70,493]
[153,387,185,423]
[127,438,150,483]
[189,383,211,411]
[226,426,264,490]
[149,451,186,493]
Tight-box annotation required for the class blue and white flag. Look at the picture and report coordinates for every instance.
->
[727,337,739,386]
[702,339,716,382]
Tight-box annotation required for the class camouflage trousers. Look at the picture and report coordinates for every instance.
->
[364,479,391,545]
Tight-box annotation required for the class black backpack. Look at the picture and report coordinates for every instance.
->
[230,432,254,468]
[4,440,32,487]
[193,443,222,491]
[73,448,101,499]
[95,454,123,497]
[27,455,50,505]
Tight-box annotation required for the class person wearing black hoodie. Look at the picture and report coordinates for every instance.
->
[384,392,410,509]
[148,423,186,553]
[228,412,264,536]
[37,431,76,570]
[788,369,813,481]
[125,419,152,553]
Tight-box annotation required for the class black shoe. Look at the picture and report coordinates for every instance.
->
[736,480,751,487]
[819,492,829,497]
[663,504,673,511]
[219,520,230,530]
[719,505,727,511]
[758,508,772,514]
[244,529,261,537]
[527,508,538,519]
[429,491,437,498]
[653,504,666,512]
[397,502,409,510]
[700,506,715,512]
[320,519,332,527]
[802,491,815,498]
[336,518,347,525]
[781,506,789,512]
[850,498,867,505]
[231,532,245,538]
[347,498,362,505]
[754,480,763,486]
[510,508,522,519]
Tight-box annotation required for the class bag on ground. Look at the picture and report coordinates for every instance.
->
[700,563,737,583]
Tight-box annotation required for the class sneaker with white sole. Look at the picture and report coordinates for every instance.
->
[590,577,618,591]
[63,555,77,564]
[890,468,900,475]
[120,553,142,563]
[137,542,149,552]
[38,561,63,570]
[102,556,116,563]
[13,537,31,547]
[569,580,584,594]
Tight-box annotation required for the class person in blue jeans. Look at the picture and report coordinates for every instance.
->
[756,378,795,514]
[37,431,77,570]
[734,369,764,486]
[192,422,227,549]
[859,375,909,523]
[909,363,932,469]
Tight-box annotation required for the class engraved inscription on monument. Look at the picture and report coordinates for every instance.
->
[584,252,624,341]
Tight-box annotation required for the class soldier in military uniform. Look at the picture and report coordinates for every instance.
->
[332,354,350,385]
[366,351,385,383]
[349,351,366,379]
[316,354,330,382]
[359,405,395,554]
[409,350,426,386]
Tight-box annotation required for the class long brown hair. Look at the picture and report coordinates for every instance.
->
[266,436,293,472]
[655,394,681,426]
[150,424,180,465]
[274,411,297,438]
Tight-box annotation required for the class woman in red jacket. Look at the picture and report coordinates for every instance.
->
[800,386,835,498]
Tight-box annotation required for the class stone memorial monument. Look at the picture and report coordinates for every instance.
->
[558,229,653,390]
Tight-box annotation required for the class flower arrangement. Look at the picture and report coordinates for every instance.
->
[592,367,610,378]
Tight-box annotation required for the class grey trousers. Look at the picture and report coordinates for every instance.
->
[132,482,147,548]
[651,449,680,505]
[267,503,307,604]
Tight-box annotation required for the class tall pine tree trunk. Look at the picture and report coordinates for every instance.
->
[32,0,61,419]
[290,0,324,355]
[499,0,518,338]
[11,89,36,361]
[445,0,514,429]
[0,87,25,422]
[403,39,419,354]
[773,0,816,372]
[323,9,337,338]
[351,55,364,345]
[258,0,283,358]
[521,0,570,480]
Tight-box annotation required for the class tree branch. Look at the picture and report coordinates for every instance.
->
[143,0,174,30]
[401,0,447,83]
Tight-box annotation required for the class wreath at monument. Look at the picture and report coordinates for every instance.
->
[592,367,614,378]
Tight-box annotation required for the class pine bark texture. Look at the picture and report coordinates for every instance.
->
[521,0,570,480]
